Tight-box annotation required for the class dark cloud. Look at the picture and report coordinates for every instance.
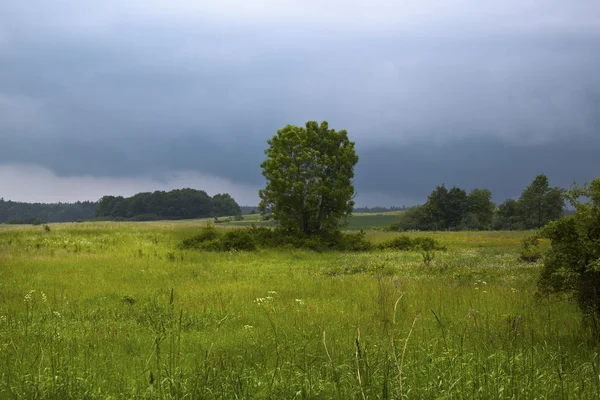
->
[0,1,599,205]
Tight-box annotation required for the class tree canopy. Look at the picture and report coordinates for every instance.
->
[537,178,600,319]
[0,199,97,224]
[397,184,495,231]
[95,189,241,221]
[391,174,566,231]
[259,121,359,236]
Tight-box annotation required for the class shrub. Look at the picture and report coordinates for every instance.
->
[378,236,414,250]
[179,226,374,252]
[179,224,220,249]
[537,178,600,321]
[212,229,257,251]
[519,236,542,263]
[378,235,445,252]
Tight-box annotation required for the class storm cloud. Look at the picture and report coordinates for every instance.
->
[1,1,599,205]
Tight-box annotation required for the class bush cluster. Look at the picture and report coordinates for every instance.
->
[377,235,446,251]
[180,225,444,253]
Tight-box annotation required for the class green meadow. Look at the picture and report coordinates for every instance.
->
[216,212,403,231]
[1,221,599,399]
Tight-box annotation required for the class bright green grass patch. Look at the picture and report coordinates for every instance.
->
[0,223,598,399]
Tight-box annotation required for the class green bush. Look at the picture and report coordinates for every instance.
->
[180,226,374,252]
[212,229,257,251]
[537,178,600,321]
[179,224,221,249]
[519,236,542,263]
[378,235,445,251]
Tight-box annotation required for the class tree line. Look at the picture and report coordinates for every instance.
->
[95,189,241,221]
[0,199,97,224]
[1,189,242,223]
[392,174,565,231]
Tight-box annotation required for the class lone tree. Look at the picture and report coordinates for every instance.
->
[259,121,359,236]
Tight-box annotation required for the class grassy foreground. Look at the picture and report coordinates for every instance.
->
[1,222,599,399]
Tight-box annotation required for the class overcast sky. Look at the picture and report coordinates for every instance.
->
[1,0,599,206]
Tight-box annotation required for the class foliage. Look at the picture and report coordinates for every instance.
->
[259,121,359,236]
[0,198,97,223]
[96,188,241,221]
[179,223,220,249]
[537,178,600,319]
[462,188,495,230]
[519,236,542,263]
[391,185,495,231]
[180,226,375,252]
[392,175,565,232]
[518,174,564,229]
[493,199,525,230]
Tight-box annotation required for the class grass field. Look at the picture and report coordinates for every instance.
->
[1,221,599,399]
[213,211,403,231]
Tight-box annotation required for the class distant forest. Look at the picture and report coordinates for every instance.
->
[96,189,241,221]
[0,199,97,224]
[0,189,242,223]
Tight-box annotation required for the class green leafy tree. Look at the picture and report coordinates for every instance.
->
[519,174,564,229]
[464,188,495,230]
[420,185,469,230]
[537,178,600,320]
[493,199,524,230]
[259,121,359,236]
[446,187,469,230]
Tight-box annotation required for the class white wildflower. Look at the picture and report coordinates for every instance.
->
[41,292,47,303]
[53,311,62,318]
[254,296,273,305]
[24,290,35,303]
[295,299,305,305]
[243,325,253,330]
[267,291,277,295]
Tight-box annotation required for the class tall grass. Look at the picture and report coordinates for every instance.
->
[0,222,598,398]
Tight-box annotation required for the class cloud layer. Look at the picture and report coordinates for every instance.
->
[1,0,599,205]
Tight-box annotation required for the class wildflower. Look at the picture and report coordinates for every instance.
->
[53,311,62,318]
[243,325,253,330]
[511,288,518,293]
[41,292,47,303]
[24,290,35,303]
[267,291,277,295]
[295,299,305,305]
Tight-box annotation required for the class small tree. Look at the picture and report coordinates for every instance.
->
[259,121,359,236]
[465,188,495,230]
[537,178,600,321]
[519,174,564,229]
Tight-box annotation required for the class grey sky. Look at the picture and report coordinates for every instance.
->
[1,1,599,205]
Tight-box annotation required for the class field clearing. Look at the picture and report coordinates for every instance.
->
[1,221,598,399]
